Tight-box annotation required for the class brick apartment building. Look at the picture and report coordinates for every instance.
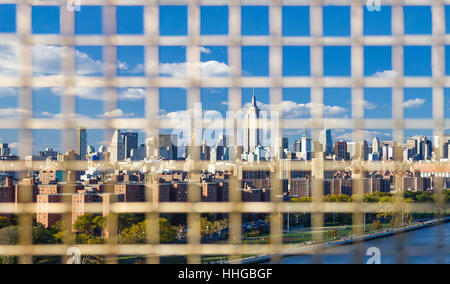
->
[0,176,15,218]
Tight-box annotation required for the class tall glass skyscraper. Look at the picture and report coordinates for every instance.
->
[121,131,139,159]
[319,129,333,155]
[76,127,87,160]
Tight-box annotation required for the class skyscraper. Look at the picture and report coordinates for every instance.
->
[300,136,312,161]
[109,129,125,163]
[244,91,261,153]
[294,140,301,153]
[274,137,289,160]
[0,143,10,156]
[76,127,87,160]
[158,134,178,160]
[409,135,432,160]
[372,137,380,154]
[360,140,369,160]
[121,131,138,159]
[334,141,349,161]
[319,129,333,155]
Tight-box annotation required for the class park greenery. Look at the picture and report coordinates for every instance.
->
[290,190,450,204]
[0,212,230,263]
[0,190,447,263]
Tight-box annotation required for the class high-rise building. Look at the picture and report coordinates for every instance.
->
[319,129,333,155]
[360,140,369,160]
[109,129,125,163]
[244,91,261,153]
[409,135,432,160]
[76,127,87,160]
[381,143,394,160]
[200,140,210,161]
[447,143,450,159]
[348,141,368,160]
[87,145,95,155]
[121,131,138,159]
[274,137,289,159]
[293,140,301,153]
[347,142,357,159]
[0,143,10,156]
[334,141,349,161]
[213,135,228,161]
[158,134,178,160]
[300,136,312,161]
[145,137,158,159]
[372,137,380,154]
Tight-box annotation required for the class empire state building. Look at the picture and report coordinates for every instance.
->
[244,91,262,153]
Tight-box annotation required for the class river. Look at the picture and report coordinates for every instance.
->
[269,222,450,264]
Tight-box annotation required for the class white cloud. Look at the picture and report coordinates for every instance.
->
[0,43,130,77]
[73,48,104,75]
[50,87,104,101]
[0,108,30,118]
[200,47,212,54]
[373,70,398,78]
[8,142,18,149]
[117,61,145,75]
[50,87,147,102]
[364,100,377,110]
[159,110,190,121]
[242,101,348,118]
[119,88,146,101]
[323,105,348,117]
[101,109,135,118]
[159,62,187,77]
[0,87,17,97]
[279,101,311,118]
[40,112,90,120]
[159,60,231,77]
[333,129,392,142]
[31,45,104,76]
[403,98,425,109]
[200,61,230,77]
[0,43,19,76]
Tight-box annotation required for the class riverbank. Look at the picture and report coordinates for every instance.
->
[230,216,450,264]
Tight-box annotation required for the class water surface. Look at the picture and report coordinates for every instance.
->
[270,222,450,264]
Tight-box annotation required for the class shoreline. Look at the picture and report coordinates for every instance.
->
[231,216,450,264]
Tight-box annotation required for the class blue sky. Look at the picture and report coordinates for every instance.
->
[0,4,449,153]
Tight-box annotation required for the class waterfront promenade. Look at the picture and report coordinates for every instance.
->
[227,216,450,264]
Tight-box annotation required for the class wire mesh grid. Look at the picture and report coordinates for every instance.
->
[0,0,447,264]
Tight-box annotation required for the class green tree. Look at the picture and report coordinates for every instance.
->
[0,217,11,229]
[33,223,59,244]
[0,226,17,264]
[212,219,228,238]
[0,225,18,245]
[290,197,312,203]
[371,220,381,231]
[325,229,338,240]
[175,224,185,241]
[200,217,213,240]
[32,224,61,264]
[119,218,176,244]
[117,213,145,232]
[0,222,62,264]
[73,214,105,244]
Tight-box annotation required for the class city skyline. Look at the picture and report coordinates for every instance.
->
[0,2,449,266]
[0,6,449,152]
